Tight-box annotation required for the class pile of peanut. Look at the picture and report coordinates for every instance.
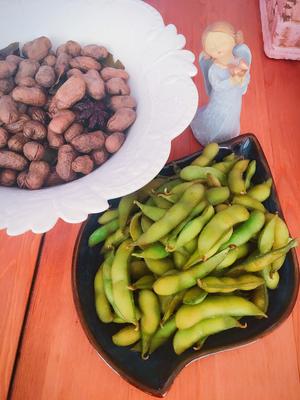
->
[0,37,136,189]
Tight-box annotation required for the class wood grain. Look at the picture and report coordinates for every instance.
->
[0,231,42,400]
[8,0,300,399]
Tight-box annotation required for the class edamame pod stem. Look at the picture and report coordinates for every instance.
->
[247,178,272,202]
[191,143,219,167]
[88,218,119,247]
[158,181,203,203]
[232,194,266,212]
[261,266,280,289]
[258,214,277,254]
[155,178,182,195]
[118,192,138,230]
[173,316,242,355]
[252,284,269,315]
[98,209,119,225]
[145,257,174,275]
[111,239,137,325]
[183,286,208,305]
[94,267,113,323]
[132,242,169,260]
[135,184,205,246]
[221,210,265,250]
[153,248,230,295]
[129,212,143,242]
[193,336,207,351]
[171,205,215,251]
[175,295,266,330]
[180,166,226,185]
[134,201,166,222]
[139,289,161,358]
[161,290,185,325]
[206,187,230,206]
[129,275,155,290]
[244,160,256,189]
[228,159,249,194]
[198,274,264,293]
[272,216,289,271]
[112,326,141,346]
[129,260,150,280]
[149,317,177,354]
[228,239,297,274]
[197,205,249,259]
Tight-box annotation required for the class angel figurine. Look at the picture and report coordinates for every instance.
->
[191,21,252,145]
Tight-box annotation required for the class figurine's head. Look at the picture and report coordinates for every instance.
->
[202,22,243,62]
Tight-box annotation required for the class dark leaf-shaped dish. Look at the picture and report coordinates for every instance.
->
[72,134,299,397]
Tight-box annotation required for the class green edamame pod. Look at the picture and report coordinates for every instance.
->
[98,209,118,225]
[134,201,166,222]
[220,210,265,250]
[94,267,113,323]
[258,214,277,254]
[139,289,161,358]
[173,251,189,269]
[118,192,138,230]
[153,248,230,295]
[149,317,177,354]
[206,186,230,206]
[173,316,242,355]
[129,260,150,280]
[252,284,269,315]
[197,205,249,260]
[172,205,215,251]
[216,243,250,270]
[145,257,174,275]
[175,295,266,330]
[102,227,129,251]
[161,290,185,325]
[232,194,266,212]
[141,215,152,232]
[184,237,198,254]
[180,166,226,185]
[272,216,289,271]
[182,247,199,269]
[261,266,280,289]
[112,326,140,346]
[213,158,238,173]
[136,184,205,246]
[132,242,169,260]
[215,203,229,212]
[88,218,119,247]
[206,173,222,187]
[158,181,203,204]
[228,159,249,194]
[247,178,272,202]
[198,274,264,293]
[129,212,143,242]
[102,252,123,317]
[228,239,297,274]
[159,293,173,314]
[150,194,173,209]
[111,239,137,325]
[183,286,208,305]
[245,160,256,189]
[129,274,155,290]
[203,227,233,261]
[191,143,219,167]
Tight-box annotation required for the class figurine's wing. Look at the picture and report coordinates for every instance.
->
[233,44,252,67]
[199,52,213,96]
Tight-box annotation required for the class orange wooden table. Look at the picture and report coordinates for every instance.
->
[1,1,300,399]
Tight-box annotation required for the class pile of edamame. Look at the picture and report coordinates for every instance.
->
[90,143,297,357]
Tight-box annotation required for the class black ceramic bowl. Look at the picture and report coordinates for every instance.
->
[72,134,299,397]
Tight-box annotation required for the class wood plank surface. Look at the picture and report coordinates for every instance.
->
[8,0,300,399]
[0,231,42,400]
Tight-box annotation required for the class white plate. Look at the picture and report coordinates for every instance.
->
[0,0,198,236]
